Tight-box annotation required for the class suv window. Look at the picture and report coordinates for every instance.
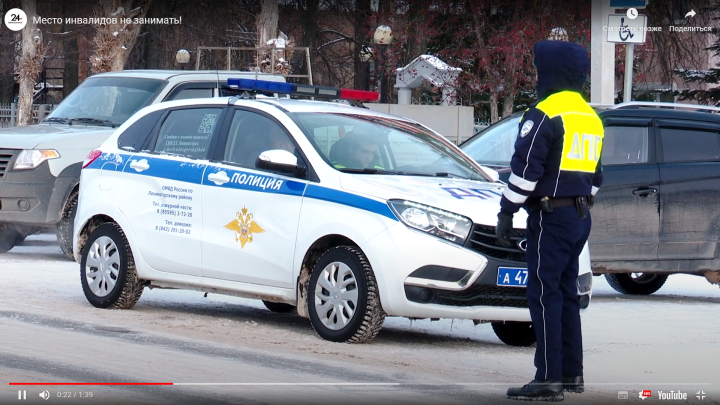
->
[223,110,296,169]
[45,77,165,126]
[168,88,213,100]
[602,126,649,165]
[117,110,163,151]
[153,108,222,159]
[661,128,720,162]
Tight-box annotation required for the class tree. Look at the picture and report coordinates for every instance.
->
[89,0,152,73]
[16,0,45,126]
[256,0,279,47]
[650,1,720,103]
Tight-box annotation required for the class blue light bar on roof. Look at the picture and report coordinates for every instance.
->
[226,78,379,102]
[227,78,294,93]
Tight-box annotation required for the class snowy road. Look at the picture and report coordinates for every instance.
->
[1,234,719,404]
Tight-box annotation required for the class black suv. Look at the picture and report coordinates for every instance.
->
[461,102,720,295]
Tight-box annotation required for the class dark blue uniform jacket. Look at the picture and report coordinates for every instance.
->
[500,41,604,215]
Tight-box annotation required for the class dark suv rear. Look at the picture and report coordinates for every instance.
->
[461,103,720,295]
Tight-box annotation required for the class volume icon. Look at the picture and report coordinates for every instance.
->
[39,390,50,400]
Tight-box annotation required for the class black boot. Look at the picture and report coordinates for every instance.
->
[562,376,584,393]
[507,379,564,401]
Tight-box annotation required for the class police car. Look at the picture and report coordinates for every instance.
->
[73,79,593,345]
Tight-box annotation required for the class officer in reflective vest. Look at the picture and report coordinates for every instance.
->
[496,40,603,401]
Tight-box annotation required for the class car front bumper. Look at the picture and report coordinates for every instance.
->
[361,222,593,322]
[0,159,77,226]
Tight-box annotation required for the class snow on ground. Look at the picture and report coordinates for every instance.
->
[2,233,719,402]
[6,234,717,341]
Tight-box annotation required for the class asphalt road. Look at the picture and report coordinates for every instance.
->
[1,234,718,405]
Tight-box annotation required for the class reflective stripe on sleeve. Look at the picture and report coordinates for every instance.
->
[591,186,599,196]
[509,173,537,192]
[503,187,528,204]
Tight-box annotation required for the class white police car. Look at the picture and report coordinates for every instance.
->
[73,79,593,345]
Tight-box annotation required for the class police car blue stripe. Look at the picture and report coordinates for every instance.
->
[304,184,397,221]
[86,153,398,221]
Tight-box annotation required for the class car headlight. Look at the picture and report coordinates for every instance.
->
[388,199,473,245]
[13,149,60,170]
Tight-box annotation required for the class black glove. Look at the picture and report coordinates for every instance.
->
[496,212,514,248]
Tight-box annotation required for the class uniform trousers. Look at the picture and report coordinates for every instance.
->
[525,205,591,381]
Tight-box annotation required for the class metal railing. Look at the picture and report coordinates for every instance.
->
[0,104,56,128]
[195,46,313,84]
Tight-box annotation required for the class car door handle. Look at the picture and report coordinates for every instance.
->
[129,159,149,172]
[208,171,230,185]
[632,188,657,197]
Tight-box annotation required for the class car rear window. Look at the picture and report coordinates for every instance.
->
[661,128,720,163]
[117,110,163,151]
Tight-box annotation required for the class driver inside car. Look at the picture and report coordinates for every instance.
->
[333,133,383,169]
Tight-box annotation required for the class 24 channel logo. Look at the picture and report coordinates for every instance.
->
[4,8,27,31]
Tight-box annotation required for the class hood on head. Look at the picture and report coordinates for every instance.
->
[534,40,589,100]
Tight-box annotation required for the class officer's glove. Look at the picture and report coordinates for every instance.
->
[496,212,514,248]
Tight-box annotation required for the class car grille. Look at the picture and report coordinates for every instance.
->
[427,284,528,308]
[466,224,526,262]
[0,149,19,180]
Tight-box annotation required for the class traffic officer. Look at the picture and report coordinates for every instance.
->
[496,40,604,401]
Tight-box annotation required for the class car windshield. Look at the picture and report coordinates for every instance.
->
[44,77,165,127]
[290,112,490,181]
[461,114,522,165]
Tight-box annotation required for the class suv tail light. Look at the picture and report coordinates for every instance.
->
[83,149,102,169]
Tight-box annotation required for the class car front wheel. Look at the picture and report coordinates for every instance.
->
[604,273,668,295]
[492,321,536,346]
[307,246,385,343]
[56,190,78,261]
[80,223,144,309]
[0,223,23,253]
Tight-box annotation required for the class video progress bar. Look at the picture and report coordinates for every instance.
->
[9,382,713,386]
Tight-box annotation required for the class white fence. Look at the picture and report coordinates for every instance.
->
[0,104,57,128]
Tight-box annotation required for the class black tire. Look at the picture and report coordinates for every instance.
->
[263,301,296,313]
[0,223,23,253]
[307,246,385,343]
[492,321,537,346]
[56,190,78,261]
[80,222,144,309]
[604,273,669,295]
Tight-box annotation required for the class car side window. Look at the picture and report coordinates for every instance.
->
[661,128,720,163]
[153,108,222,159]
[117,110,163,151]
[602,126,649,165]
[223,110,297,169]
[166,88,213,101]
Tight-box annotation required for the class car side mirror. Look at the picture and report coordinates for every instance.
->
[256,149,305,176]
[480,165,500,182]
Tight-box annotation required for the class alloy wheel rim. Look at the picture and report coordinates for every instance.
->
[85,236,120,297]
[313,261,359,331]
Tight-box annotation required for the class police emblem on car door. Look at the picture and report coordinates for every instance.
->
[224,206,265,248]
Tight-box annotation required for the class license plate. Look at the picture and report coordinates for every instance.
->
[497,267,529,287]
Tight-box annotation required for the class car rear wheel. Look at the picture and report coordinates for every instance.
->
[307,246,385,343]
[262,301,295,313]
[80,223,144,309]
[0,223,23,253]
[492,321,536,346]
[604,273,668,295]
